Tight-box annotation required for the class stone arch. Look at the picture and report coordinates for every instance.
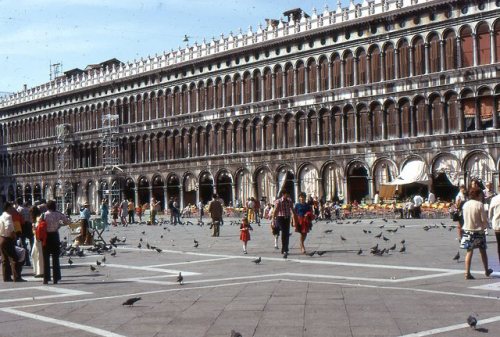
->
[431,153,461,201]
[215,169,233,206]
[298,163,319,198]
[198,171,214,204]
[346,160,370,203]
[276,165,295,201]
[372,158,398,195]
[463,151,495,186]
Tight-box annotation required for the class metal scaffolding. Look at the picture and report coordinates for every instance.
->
[56,124,74,213]
[101,113,122,207]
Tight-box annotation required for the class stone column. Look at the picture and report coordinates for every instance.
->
[409,47,414,77]
[195,88,200,112]
[424,43,430,74]
[179,185,184,209]
[316,64,321,91]
[294,180,299,202]
[231,182,236,206]
[271,73,276,99]
[250,78,255,103]
[491,31,496,64]
[492,96,498,129]
[367,177,373,201]
[340,60,345,88]
[439,40,445,72]
[394,49,400,79]
[475,99,482,131]
[221,82,226,108]
[293,69,298,96]
[328,62,333,90]
[366,55,372,83]
[260,75,265,101]
[304,66,309,93]
[353,57,358,86]
[472,33,478,67]
[410,105,416,137]
[163,187,169,212]
[457,99,465,132]
[231,81,236,106]
[134,188,139,207]
[456,38,462,68]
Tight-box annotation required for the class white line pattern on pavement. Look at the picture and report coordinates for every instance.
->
[1,308,128,337]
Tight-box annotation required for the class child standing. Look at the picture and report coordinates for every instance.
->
[240,217,252,254]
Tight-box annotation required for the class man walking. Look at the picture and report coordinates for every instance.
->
[208,194,223,237]
[271,190,295,258]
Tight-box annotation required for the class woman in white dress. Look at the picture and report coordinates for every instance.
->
[30,206,44,278]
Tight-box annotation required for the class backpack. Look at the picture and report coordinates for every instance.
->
[35,214,48,247]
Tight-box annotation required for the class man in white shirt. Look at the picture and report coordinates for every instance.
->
[488,183,500,264]
[428,191,436,204]
[0,202,23,282]
[373,191,380,204]
[413,193,424,219]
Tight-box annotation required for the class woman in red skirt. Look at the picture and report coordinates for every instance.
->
[240,217,252,254]
[294,192,314,254]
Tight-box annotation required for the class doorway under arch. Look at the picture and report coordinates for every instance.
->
[152,175,165,210]
[277,168,295,201]
[199,172,214,204]
[182,174,195,206]
[347,163,369,203]
[216,171,232,206]
[137,177,150,206]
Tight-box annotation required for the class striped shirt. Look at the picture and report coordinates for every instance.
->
[273,197,293,218]
[44,210,71,233]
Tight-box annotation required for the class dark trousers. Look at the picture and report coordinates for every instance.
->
[21,222,33,266]
[276,216,291,253]
[0,236,20,281]
[43,232,61,283]
[128,210,135,223]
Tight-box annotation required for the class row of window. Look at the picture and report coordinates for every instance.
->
[2,22,500,145]
[3,93,499,176]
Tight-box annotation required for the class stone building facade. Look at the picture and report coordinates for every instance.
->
[1,0,500,211]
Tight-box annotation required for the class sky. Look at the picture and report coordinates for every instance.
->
[0,0,351,95]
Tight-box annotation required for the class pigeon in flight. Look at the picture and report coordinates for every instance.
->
[122,297,141,306]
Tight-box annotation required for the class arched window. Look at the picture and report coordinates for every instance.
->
[307,59,317,92]
[344,52,354,87]
[332,55,341,89]
[413,37,425,75]
[446,93,459,133]
[372,104,383,141]
[478,87,494,129]
[428,33,440,73]
[370,46,381,82]
[253,70,262,102]
[319,57,329,91]
[477,22,491,65]
[234,75,242,105]
[263,69,272,100]
[173,89,180,115]
[431,96,444,134]
[358,106,370,141]
[196,84,204,111]
[285,64,294,97]
[357,49,367,84]
[444,30,457,70]
[384,44,395,80]
[207,80,214,109]
[414,97,427,136]
[215,79,223,108]
[188,85,196,113]
[224,78,232,107]
[386,102,398,139]
[400,101,411,138]
[461,26,474,67]
[344,106,355,143]
[243,73,251,104]
[398,40,410,78]
[274,66,283,99]
[297,62,305,95]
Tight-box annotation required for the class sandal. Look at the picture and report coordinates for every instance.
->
[486,268,493,277]
[465,274,475,280]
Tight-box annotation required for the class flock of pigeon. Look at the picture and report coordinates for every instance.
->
[58,216,482,336]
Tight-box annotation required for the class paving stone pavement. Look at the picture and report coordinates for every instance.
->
[1,216,499,337]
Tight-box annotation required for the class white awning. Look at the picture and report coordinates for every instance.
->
[389,159,429,185]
